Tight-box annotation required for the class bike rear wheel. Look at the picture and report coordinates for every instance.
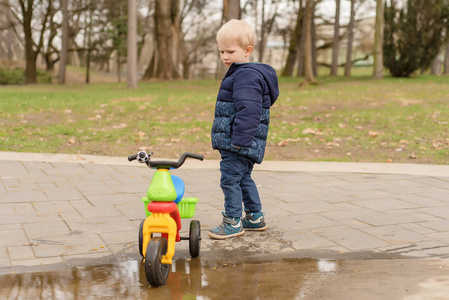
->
[138,220,144,257]
[189,220,201,258]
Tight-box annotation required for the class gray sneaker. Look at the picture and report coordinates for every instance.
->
[242,211,267,231]
[208,212,245,239]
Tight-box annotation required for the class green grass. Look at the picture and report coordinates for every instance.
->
[0,69,448,164]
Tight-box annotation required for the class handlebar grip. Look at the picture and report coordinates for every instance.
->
[185,153,204,161]
[128,154,138,161]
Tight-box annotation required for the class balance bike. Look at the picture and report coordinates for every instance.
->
[128,151,204,287]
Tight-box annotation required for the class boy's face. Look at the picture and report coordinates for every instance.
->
[218,41,253,67]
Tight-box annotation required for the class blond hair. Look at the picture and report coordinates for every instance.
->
[216,19,255,49]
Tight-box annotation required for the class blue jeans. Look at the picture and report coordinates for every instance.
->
[219,150,261,218]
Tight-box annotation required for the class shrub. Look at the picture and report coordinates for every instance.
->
[0,68,25,85]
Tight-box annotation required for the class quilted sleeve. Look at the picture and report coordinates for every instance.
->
[231,70,264,148]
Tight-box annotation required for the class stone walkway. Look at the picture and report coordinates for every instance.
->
[1,151,449,275]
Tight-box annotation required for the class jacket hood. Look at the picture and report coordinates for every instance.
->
[228,63,279,106]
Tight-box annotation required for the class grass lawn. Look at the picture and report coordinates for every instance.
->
[0,69,448,164]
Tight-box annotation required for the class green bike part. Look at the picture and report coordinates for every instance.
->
[147,171,177,202]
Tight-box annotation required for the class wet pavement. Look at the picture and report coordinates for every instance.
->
[1,151,449,298]
[1,257,448,299]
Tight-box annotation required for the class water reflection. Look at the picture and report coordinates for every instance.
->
[0,258,340,299]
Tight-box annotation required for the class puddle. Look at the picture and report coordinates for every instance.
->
[0,258,340,299]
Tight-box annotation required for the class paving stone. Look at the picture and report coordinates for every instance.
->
[11,256,64,267]
[311,225,389,251]
[289,230,338,250]
[33,201,77,214]
[0,227,29,247]
[23,220,72,239]
[0,246,11,269]
[0,190,48,203]
[43,188,84,202]
[361,225,432,244]
[355,198,421,211]
[7,245,35,261]
[31,234,107,257]
[417,207,449,219]
[65,216,136,234]
[70,199,123,218]
[99,230,135,245]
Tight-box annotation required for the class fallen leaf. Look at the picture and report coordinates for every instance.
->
[112,123,127,129]
[368,131,379,138]
[278,138,301,146]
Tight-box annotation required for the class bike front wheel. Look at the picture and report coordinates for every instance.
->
[145,237,170,287]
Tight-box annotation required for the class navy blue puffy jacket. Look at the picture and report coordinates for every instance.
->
[211,62,279,164]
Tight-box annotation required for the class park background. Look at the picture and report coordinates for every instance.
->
[0,0,448,164]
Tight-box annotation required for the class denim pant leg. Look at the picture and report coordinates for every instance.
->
[220,151,261,217]
[240,163,262,213]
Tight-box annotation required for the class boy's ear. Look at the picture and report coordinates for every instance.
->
[245,45,253,56]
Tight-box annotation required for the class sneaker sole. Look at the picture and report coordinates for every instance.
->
[208,230,245,240]
[243,224,267,231]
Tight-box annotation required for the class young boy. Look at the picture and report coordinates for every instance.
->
[208,19,279,239]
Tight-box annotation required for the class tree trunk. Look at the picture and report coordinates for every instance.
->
[127,0,138,89]
[330,0,340,76]
[282,2,304,76]
[154,0,181,80]
[303,0,315,83]
[223,0,241,20]
[312,6,317,76]
[373,0,384,79]
[430,54,441,76]
[217,0,241,79]
[444,42,449,75]
[296,7,307,77]
[85,7,93,84]
[58,0,68,84]
[22,1,37,84]
[258,0,266,62]
[117,54,122,83]
[344,0,355,76]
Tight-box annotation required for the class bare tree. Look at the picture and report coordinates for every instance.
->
[58,0,69,84]
[257,0,280,63]
[154,0,181,80]
[9,0,55,83]
[444,41,449,75]
[223,0,240,20]
[296,4,307,77]
[330,0,340,76]
[216,0,241,78]
[373,0,383,79]
[430,53,442,76]
[302,0,318,84]
[344,0,355,76]
[127,0,138,89]
[282,0,304,76]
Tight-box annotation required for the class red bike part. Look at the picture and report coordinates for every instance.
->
[147,202,182,242]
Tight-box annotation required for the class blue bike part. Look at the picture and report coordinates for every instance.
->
[171,175,185,204]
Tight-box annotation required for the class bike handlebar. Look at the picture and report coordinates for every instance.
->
[128,151,204,169]
[128,154,138,161]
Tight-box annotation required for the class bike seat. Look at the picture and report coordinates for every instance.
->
[171,175,185,204]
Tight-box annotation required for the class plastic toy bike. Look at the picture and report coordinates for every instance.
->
[128,150,204,287]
